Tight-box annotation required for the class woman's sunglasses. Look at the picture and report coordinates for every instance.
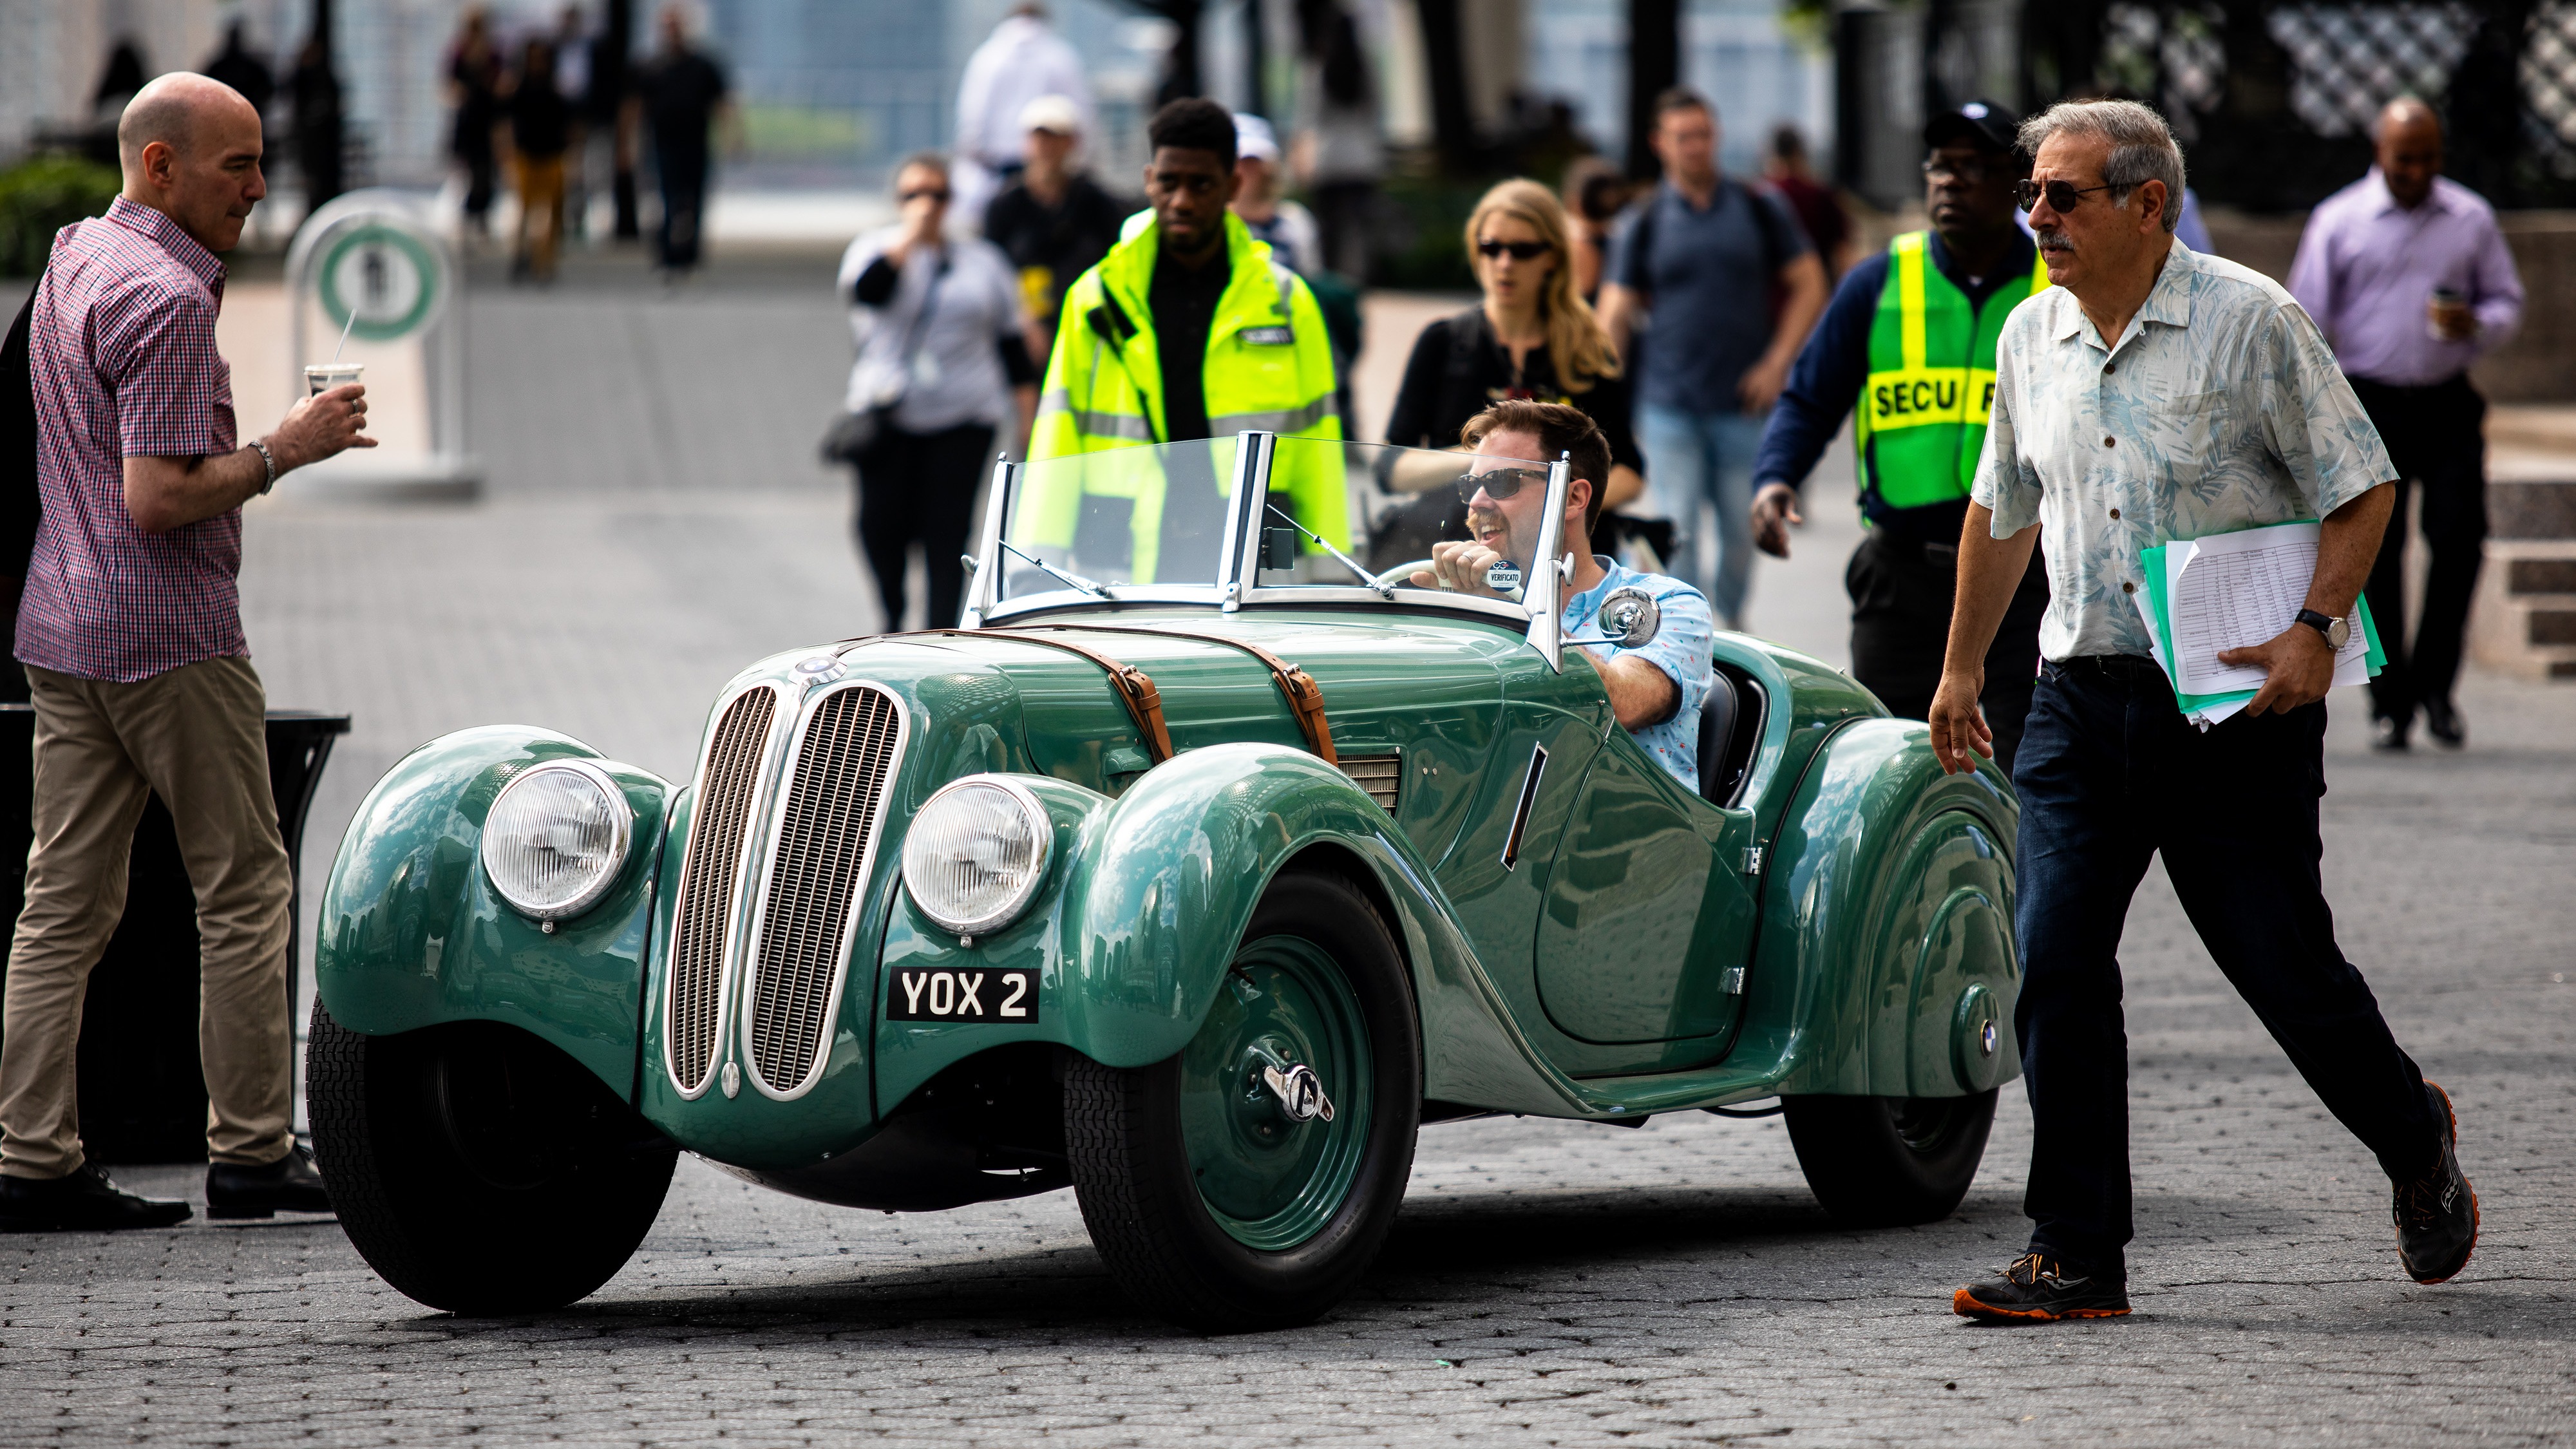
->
[900,187,952,205]
[1455,466,1550,504]
[1475,239,1551,261]
[2015,178,2116,214]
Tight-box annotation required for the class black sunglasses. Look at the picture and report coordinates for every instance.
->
[1923,157,2007,185]
[900,187,951,204]
[1455,466,1550,504]
[1475,238,1551,261]
[2015,178,2116,214]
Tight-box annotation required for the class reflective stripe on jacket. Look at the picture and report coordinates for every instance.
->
[1853,231,2050,512]
[1027,211,1344,581]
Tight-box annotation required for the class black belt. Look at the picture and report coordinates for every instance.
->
[2049,653,2164,677]
[1861,529,1959,566]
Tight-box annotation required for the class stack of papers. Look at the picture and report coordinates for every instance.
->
[2134,520,2385,728]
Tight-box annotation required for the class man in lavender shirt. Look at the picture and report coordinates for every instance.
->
[2288,97,2523,751]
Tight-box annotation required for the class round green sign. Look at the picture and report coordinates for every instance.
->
[316,223,440,342]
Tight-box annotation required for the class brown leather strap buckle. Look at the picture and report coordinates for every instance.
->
[901,629,1173,763]
[1028,624,1337,764]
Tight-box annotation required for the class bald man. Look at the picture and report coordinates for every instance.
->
[2289,99,2523,752]
[0,73,369,1232]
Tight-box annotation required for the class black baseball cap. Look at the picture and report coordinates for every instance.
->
[1924,99,2020,154]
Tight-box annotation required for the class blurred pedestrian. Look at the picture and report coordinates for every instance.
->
[2288,97,2523,752]
[286,34,343,216]
[1559,158,1631,307]
[982,95,1126,372]
[835,155,1037,631]
[1598,88,1827,630]
[1293,0,1383,282]
[633,5,734,278]
[1748,100,2051,770]
[500,37,574,283]
[444,7,503,239]
[551,5,598,242]
[201,24,275,124]
[1933,99,2468,1323]
[1373,178,1643,570]
[1763,123,1852,280]
[953,5,1093,231]
[1229,115,1321,277]
[0,73,371,1233]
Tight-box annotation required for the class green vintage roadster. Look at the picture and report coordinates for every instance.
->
[308,435,2022,1331]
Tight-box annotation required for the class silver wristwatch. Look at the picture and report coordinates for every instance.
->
[249,437,278,495]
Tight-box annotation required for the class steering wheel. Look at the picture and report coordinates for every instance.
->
[1376,559,1524,605]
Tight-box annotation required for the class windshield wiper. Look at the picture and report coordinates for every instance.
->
[1264,505,1394,599]
[998,539,1115,599]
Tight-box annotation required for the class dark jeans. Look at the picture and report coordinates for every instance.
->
[1846,531,2050,775]
[2011,657,2443,1282]
[853,422,994,631]
[2347,375,2487,722]
[654,147,708,271]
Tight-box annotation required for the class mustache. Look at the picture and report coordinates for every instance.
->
[2036,226,2077,252]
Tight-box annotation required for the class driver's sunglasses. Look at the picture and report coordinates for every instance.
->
[1922,157,2005,185]
[2016,178,2116,214]
[1475,238,1551,261]
[900,187,951,204]
[1456,466,1549,504]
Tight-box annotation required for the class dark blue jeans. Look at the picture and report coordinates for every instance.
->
[2011,656,2443,1283]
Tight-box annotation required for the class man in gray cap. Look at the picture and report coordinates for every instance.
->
[1746,99,2054,771]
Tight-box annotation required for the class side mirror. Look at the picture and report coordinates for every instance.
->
[1594,587,1661,647]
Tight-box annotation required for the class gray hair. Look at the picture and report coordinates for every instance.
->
[2016,99,2186,234]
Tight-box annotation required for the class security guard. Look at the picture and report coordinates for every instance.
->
[1748,100,2053,771]
[1026,97,1343,584]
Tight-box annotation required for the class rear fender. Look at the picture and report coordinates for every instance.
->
[1752,718,2022,1099]
[314,726,672,1105]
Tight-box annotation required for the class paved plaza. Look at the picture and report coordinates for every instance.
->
[2,257,2573,1444]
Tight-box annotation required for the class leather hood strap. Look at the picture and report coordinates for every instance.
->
[902,629,1173,763]
[1025,624,1337,765]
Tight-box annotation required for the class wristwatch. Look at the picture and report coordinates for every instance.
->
[2295,607,2350,649]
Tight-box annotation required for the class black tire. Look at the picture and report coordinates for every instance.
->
[1064,869,1421,1332]
[307,1001,677,1314]
[1781,1088,1998,1227]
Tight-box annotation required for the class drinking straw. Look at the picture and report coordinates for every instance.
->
[330,304,357,363]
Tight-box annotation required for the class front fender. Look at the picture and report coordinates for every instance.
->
[1754,717,2021,1099]
[313,725,672,1104]
[875,743,1439,1111]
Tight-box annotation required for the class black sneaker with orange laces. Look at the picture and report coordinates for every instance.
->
[2393,1081,2477,1284]
[1952,1253,2132,1323]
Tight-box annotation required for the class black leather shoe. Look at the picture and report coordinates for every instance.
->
[0,1162,193,1232]
[1953,1253,2132,1323]
[2371,714,2411,752]
[2421,697,2466,749]
[2394,1082,2476,1284]
[207,1143,332,1220]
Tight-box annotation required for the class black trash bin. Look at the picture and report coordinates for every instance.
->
[0,705,350,1163]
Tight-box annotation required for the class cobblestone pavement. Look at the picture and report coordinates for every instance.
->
[3,263,2573,1445]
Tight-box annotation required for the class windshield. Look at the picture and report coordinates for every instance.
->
[996,437,1548,607]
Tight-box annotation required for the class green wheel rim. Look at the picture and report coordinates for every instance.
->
[1176,934,1374,1251]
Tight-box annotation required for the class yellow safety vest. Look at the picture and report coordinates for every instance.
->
[1852,231,2050,511]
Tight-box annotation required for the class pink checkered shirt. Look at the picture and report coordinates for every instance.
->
[19,195,247,683]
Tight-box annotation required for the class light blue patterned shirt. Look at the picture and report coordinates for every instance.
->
[1971,241,2395,662]
[1564,557,1714,789]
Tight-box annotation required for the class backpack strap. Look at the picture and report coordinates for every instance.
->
[1032,623,1337,764]
[902,627,1173,763]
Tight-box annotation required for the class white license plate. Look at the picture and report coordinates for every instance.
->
[886,967,1038,1023]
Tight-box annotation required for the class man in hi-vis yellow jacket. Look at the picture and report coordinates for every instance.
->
[1023,98,1343,585]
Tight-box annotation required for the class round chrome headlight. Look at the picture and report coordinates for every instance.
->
[481,759,634,920]
[901,777,1052,936]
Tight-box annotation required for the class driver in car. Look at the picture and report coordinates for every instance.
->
[1413,399,1716,788]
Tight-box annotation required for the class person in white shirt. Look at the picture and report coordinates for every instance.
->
[952,5,1094,229]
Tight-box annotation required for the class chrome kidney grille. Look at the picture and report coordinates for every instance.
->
[744,683,904,1095]
[666,687,779,1095]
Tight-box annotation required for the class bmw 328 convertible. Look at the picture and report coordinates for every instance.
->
[308,435,2023,1331]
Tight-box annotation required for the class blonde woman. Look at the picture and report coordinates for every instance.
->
[1371,178,1646,565]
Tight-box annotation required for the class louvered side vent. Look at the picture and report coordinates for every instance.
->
[746,685,904,1095]
[667,688,777,1094]
[1340,752,1402,813]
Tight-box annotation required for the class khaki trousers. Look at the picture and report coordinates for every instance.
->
[0,657,294,1177]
